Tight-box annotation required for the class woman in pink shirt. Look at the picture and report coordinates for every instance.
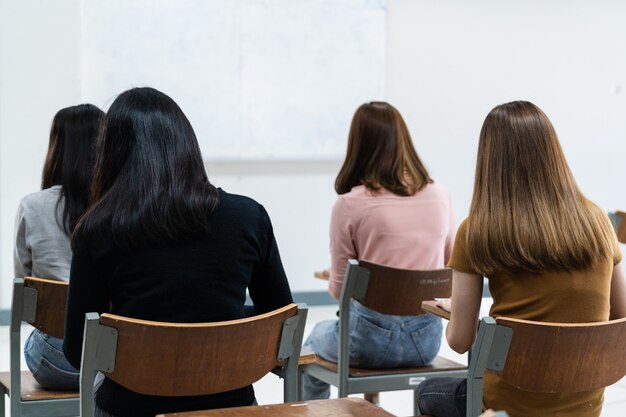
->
[301,101,456,400]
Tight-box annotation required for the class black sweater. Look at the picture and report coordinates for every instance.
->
[63,190,293,417]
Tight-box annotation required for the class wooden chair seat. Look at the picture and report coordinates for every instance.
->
[157,398,399,416]
[0,371,78,401]
[312,355,465,377]
[277,347,316,367]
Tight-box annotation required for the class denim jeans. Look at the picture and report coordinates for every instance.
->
[415,377,467,417]
[24,328,79,390]
[301,300,442,400]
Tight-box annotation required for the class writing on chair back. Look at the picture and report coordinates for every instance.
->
[344,259,452,316]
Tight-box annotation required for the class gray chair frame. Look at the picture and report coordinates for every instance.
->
[300,260,467,415]
[0,278,79,417]
[609,210,626,243]
[466,317,507,417]
[78,305,308,417]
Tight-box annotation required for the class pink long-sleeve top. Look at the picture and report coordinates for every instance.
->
[329,183,456,299]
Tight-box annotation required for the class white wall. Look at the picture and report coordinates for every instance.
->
[387,0,626,217]
[1,0,626,308]
[0,0,82,307]
[207,161,339,294]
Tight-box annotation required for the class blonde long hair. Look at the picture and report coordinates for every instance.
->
[466,101,619,276]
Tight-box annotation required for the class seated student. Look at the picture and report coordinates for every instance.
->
[14,104,103,389]
[301,101,456,399]
[62,87,293,417]
[416,101,626,417]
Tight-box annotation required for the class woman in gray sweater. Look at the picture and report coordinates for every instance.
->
[14,104,103,389]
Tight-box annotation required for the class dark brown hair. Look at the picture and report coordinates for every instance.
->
[466,101,619,276]
[335,101,432,196]
[41,104,104,234]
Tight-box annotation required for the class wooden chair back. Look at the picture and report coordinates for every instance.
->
[494,316,626,393]
[97,304,300,396]
[354,260,452,315]
[24,277,68,339]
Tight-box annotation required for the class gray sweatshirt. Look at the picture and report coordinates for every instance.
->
[14,185,71,282]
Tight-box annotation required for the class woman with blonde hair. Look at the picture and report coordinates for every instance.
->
[301,101,456,399]
[416,101,626,417]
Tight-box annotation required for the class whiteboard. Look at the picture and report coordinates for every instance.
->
[80,0,387,160]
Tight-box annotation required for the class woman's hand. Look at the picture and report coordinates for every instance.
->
[314,269,330,280]
[436,297,452,312]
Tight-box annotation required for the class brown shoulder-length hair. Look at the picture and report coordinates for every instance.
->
[466,101,619,276]
[335,101,432,196]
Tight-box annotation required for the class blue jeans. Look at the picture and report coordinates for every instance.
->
[301,300,442,400]
[24,329,79,390]
[415,377,467,417]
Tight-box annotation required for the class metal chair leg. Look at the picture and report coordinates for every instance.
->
[0,390,5,417]
[413,389,421,416]
[364,392,380,405]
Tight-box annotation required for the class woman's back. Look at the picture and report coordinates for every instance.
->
[65,189,292,416]
[329,183,455,295]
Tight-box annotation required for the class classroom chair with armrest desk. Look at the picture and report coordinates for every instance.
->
[301,259,467,416]
[0,277,79,417]
[421,301,626,417]
[78,303,308,417]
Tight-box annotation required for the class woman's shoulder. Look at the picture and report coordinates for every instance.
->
[583,198,607,216]
[216,188,269,221]
[20,186,61,204]
[419,181,451,198]
[18,186,63,214]
[335,182,453,206]
[340,185,369,198]
[400,182,453,207]
[332,186,370,212]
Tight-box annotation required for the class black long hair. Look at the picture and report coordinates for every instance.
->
[41,104,104,234]
[72,87,219,250]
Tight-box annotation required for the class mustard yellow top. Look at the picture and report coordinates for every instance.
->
[449,219,622,417]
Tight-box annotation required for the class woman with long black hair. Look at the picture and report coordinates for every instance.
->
[63,87,293,417]
[15,103,103,389]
